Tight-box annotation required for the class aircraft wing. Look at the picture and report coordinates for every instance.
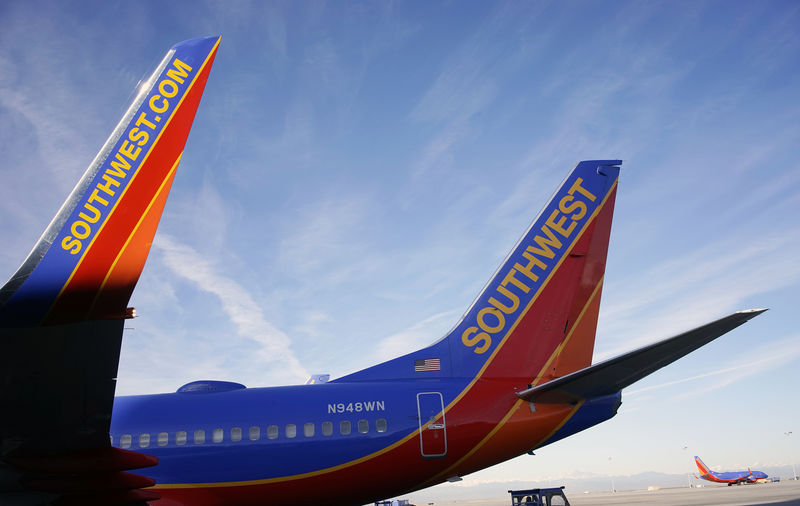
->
[0,37,219,505]
[517,309,767,404]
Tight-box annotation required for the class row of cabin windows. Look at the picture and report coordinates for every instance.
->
[115,418,388,449]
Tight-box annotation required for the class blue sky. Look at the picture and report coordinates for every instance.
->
[1,0,799,499]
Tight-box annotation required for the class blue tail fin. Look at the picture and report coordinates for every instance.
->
[0,37,220,328]
[335,160,621,383]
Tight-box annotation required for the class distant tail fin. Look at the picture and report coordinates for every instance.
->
[695,456,712,476]
[0,37,220,327]
[337,160,620,382]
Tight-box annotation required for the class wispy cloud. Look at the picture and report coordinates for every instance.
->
[596,228,800,358]
[405,3,546,185]
[373,309,461,363]
[408,118,478,181]
[276,193,373,282]
[251,97,317,172]
[626,334,800,398]
[155,234,308,383]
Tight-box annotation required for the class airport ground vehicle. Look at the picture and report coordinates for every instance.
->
[509,486,570,505]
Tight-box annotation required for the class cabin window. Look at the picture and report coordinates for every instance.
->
[138,433,150,448]
[213,428,224,443]
[194,429,205,444]
[340,420,351,435]
[322,421,333,436]
[267,425,278,440]
[249,426,260,441]
[157,432,169,446]
[376,418,388,433]
[286,424,297,438]
[231,427,242,442]
[120,434,132,449]
[358,420,369,434]
[176,431,187,445]
[304,423,315,437]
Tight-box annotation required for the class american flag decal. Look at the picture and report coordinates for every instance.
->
[414,358,441,372]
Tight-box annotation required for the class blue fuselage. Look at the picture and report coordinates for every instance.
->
[110,379,620,499]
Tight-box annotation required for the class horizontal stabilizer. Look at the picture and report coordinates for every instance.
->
[517,309,767,404]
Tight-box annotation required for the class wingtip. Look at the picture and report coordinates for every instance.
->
[736,308,769,315]
[171,36,222,51]
[580,159,622,166]
[732,308,768,324]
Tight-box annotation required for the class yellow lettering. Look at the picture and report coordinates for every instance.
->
[545,210,575,238]
[78,203,102,224]
[61,236,81,255]
[119,140,141,161]
[128,127,149,146]
[87,189,109,207]
[568,177,596,201]
[135,112,157,130]
[461,327,491,354]
[527,223,562,259]
[109,152,132,175]
[166,58,192,84]
[158,79,179,98]
[71,221,91,240]
[489,285,520,314]
[515,249,548,283]
[149,95,169,113]
[500,269,530,293]
[477,306,505,334]
[97,173,120,197]
[558,194,587,221]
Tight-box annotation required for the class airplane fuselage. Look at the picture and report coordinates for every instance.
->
[700,470,769,485]
[111,381,620,505]
[695,455,768,485]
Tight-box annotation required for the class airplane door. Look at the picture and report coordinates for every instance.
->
[416,392,447,458]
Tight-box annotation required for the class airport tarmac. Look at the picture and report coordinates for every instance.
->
[427,479,800,506]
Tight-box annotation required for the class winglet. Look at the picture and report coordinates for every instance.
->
[0,36,220,327]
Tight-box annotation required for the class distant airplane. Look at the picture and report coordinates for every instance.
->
[695,456,768,485]
[0,37,767,506]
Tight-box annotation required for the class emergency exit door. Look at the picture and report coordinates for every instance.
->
[416,392,447,458]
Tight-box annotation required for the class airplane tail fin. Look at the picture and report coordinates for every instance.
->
[0,37,220,327]
[695,456,712,476]
[336,160,620,383]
